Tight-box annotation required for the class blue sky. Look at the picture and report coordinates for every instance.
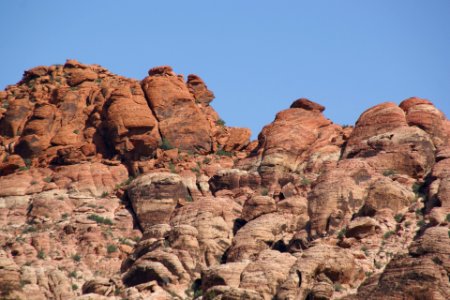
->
[1,1,449,139]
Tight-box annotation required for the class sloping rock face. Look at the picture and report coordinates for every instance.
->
[1,62,449,299]
[141,66,212,153]
[0,61,249,174]
[239,98,347,194]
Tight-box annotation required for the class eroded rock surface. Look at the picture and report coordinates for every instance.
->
[1,63,449,299]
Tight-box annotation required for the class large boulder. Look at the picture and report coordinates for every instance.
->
[102,83,161,159]
[142,66,213,153]
[127,172,189,230]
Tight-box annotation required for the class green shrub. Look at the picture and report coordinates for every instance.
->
[412,182,425,198]
[374,260,383,269]
[260,188,269,196]
[191,166,201,175]
[334,283,343,292]
[37,250,46,259]
[215,119,226,126]
[73,129,79,134]
[169,162,177,173]
[186,195,193,202]
[87,214,113,225]
[337,228,347,239]
[300,177,311,186]
[160,138,173,150]
[72,253,81,262]
[22,226,37,234]
[194,288,203,298]
[383,230,395,239]
[68,271,77,278]
[100,191,109,198]
[118,238,133,246]
[122,176,135,186]
[24,158,31,167]
[394,214,404,223]
[107,244,118,254]
[383,169,395,177]
[43,176,52,183]
[446,214,450,222]
[361,246,369,256]
[216,149,232,157]
[72,284,78,290]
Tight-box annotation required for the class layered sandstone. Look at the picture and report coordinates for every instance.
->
[0,62,449,300]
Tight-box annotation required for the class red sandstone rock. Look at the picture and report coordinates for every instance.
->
[1,62,450,299]
[142,67,213,153]
[186,74,215,105]
[290,98,325,112]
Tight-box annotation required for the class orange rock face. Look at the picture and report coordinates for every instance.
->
[1,63,449,299]
[142,68,213,153]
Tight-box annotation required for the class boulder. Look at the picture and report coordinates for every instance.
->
[127,172,189,230]
[142,67,212,153]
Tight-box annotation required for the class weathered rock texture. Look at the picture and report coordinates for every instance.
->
[0,61,449,300]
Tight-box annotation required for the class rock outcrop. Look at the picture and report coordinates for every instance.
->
[1,62,449,299]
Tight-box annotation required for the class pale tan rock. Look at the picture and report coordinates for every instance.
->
[202,261,249,291]
[345,217,380,239]
[52,162,128,197]
[127,172,189,230]
[209,169,261,194]
[241,196,276,221]
[308,159,376,237]
[278,244,365,299]
[169,197,241,268]
[82,278,118,296]
[361,177,416,216]
[204,285,263,300]
[122,250,189,287]
[227,211,304,262]
[239,249,297,299]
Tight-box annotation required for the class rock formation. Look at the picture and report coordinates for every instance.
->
[0,61,448,299]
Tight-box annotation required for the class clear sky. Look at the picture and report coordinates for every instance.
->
[1,1,449,139]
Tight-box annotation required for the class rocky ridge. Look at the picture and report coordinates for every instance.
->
[0,61,449,300]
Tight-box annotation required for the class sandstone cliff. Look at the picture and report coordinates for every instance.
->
[0,61,448,300]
